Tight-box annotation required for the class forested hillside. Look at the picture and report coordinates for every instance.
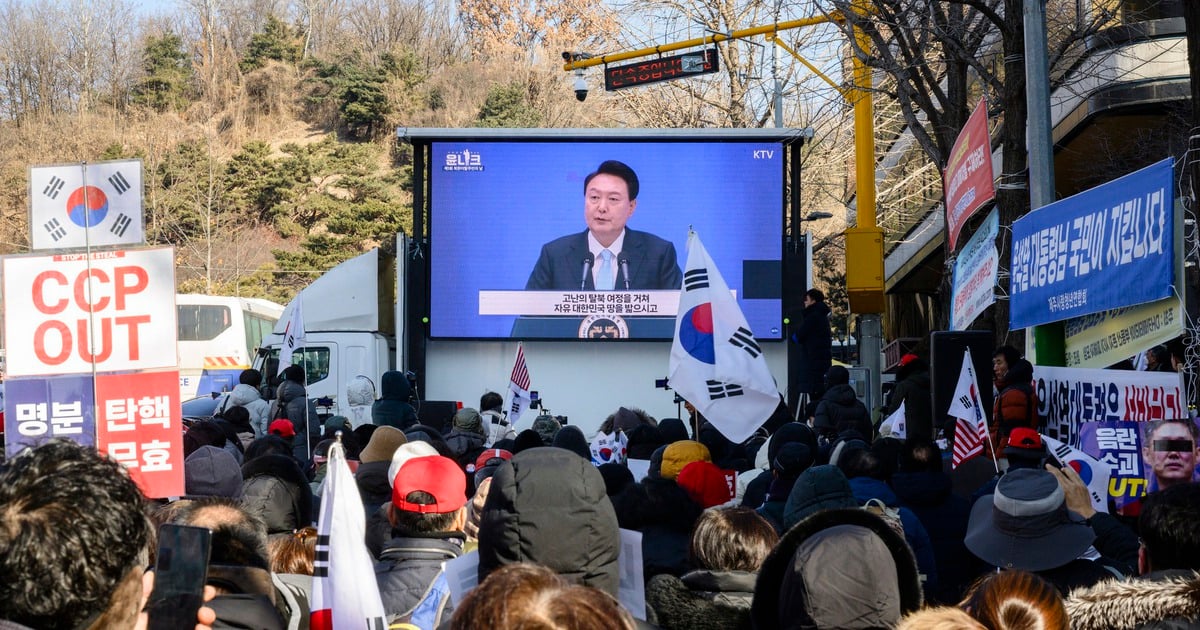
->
[0,0,852,304]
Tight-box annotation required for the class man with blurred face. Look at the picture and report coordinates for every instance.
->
[526,160,682,291]
[1143,419,1200,491]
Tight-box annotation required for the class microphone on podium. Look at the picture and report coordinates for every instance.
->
[580,253,595,290]
[619,256,631,290]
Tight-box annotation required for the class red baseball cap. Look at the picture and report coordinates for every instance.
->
[467,448,513,473]
[269,419,296,439]
[392,455,467,514]
[1006,427,1043,450]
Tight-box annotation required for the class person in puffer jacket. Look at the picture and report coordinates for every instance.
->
[241,452,314,535]
[478,447,620,596]
[213,368,271,437]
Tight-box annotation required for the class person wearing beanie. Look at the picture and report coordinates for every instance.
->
[357,426,409,518]
[463,449,513,542]
[657,418,691,444]
[647,444,669,479]
[552,425,592,460]
[598,463,635,497]
[660,440,712,481]
[530,414,562,445]
[512,429,545,453]
[444,408,486,462]
[675,461,736,509]
[184,420,228,458]
[375,455,468,627]
[184,445,245,499]
[756,442,815,533]
[740,422,819,510]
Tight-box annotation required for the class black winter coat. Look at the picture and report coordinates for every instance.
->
[813,384,872,440]
[792,301,832,395]
[478,447,620,595]
[241,454,314,534]
[611,476,703,579]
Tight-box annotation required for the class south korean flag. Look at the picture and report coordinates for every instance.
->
[669,231,780,443]
[28,159,144,251]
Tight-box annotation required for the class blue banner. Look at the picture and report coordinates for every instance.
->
[1010,158,1174,329]
[4,374,96,457]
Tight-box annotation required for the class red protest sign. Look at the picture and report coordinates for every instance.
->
[95,370,184,499]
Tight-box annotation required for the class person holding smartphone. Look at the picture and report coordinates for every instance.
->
[0,440,216,630]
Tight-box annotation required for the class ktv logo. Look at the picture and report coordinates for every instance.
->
[443,149,484,172]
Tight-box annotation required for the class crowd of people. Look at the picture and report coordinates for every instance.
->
[1,359,1199,630]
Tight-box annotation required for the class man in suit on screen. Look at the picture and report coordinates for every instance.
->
[526,160,682,291]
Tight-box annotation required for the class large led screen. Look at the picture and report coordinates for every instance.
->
[429,140,785,340]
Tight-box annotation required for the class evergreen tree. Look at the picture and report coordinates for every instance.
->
[241,15,302,73]
[476,82,541,127]
[132,32,192,112]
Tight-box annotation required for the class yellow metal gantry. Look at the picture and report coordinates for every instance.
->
[562,7,885,314]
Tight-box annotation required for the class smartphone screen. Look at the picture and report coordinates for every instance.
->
[146,524,212,630]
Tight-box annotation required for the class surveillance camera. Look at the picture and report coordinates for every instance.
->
[574,75,588,102]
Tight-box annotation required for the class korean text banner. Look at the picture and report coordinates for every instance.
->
[95,370,184,499]
[944,100,995,251]
[951,208,998,330]
[3,375,96,457]
[1009,158,1174,329]
[1034,364,1185,445]
[2,247,177,377]
[1078,419,1200,510]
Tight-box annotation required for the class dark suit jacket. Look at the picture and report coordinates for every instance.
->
[525,229,683,290]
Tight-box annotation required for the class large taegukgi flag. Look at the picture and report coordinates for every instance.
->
[278,298,307,374]
[310,439,387,630]
[669,231,779,443]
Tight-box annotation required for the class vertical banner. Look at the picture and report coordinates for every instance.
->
[1034,364,1185,444]
[3,375,96,457]
[944,99,996,251]
[29,159,145,250]
[951,208,999,330]
[1010,158,1174,329]
[2,247,177,377]
[95,370,183,499]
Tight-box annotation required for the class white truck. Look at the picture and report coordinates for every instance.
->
[254,235,790,437]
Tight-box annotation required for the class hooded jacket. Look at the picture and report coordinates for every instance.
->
[478,447,620,595]
[751,508,923,630]
[812,385,872,441]
[217,384,272,438]
[241,455,315,534]
[1066,570,1200,630]
[991,359,1038,447]
[480,409,515,447]
[647,569,757,630]
[372,371,417,430]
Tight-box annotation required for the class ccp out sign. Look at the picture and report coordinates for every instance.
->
[3,247,176,377]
